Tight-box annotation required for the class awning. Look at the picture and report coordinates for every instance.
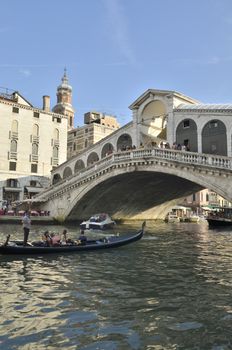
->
[4,187,22,192]
[25,186,44,193]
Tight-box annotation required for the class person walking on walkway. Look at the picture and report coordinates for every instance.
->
[22,210,31,246]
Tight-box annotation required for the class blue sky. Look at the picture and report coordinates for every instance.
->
[1,0,232,126]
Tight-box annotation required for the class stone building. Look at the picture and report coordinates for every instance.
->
[52,68,75,130]
[0,73,69,203]
[67,111,120,159]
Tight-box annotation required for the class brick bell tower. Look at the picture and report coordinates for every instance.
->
[53,68,75,130]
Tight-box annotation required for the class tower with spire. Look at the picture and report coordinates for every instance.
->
[52,68,75,129]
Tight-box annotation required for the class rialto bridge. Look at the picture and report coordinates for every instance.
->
[34,148,232,222]
[34,88,232,221]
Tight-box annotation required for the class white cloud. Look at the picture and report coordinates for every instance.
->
[103,0,136,64]
[19,69,31,77]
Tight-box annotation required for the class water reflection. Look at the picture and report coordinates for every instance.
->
[1,222,232,349]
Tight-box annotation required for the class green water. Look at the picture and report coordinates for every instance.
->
[0,221,232,349]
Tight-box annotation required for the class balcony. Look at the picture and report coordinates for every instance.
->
[31,154,38,162]
[9,151,17,160]
[11,131,18,139]
[54,139,60,147]
[32,135,39,143]
[52,157,59,166]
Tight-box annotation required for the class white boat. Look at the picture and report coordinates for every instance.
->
[165,213,180,223]
[80,213,116,230]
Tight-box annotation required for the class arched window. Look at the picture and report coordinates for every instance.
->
[33,124,39,136]
[11,120,18,133]
[87,152,99,166]
[101,143,114,158]
[52,173,62,185]
[74,159,85,173]
[176,119,198,152]
[10,140,17,152]
[117,134,132,151]
[63,167,72,179]
[202,120,227,156]
[32,143,38,155]
[53,146,59,158]
[54,128,59,140]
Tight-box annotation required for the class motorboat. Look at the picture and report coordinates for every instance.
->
[80,213,116,230]
[0,222,145,255]
[165,212,180,223]
[207,207,232,227]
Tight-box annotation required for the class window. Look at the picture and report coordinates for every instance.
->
[11,120,18,133]
[10,140,17,152]
[183,120,190,128]
[12,107,19,113]
[53,146,59,158]
[9,162,16,171]
[32,143,38,155]
[33,124,39,136]
[31,164,38,173]
[53,117,61,123]
[193,193,196,201]
[54,128,59,140]
[33,111,40,118]
[30,180,37,187]
[85,129,88,133]
[206,193,209,201]
[85,139,88,148]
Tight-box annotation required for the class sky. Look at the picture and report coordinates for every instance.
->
[1,0,232,127]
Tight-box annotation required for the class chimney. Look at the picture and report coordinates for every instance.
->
[43,95,50,111]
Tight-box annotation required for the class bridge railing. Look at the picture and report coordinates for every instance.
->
[34,148,232,200]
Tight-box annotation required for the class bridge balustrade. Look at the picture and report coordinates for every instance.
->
[34,148,232,202]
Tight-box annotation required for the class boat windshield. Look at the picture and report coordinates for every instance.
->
[89,214,108,222]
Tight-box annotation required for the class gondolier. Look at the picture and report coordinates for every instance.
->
[22,211,31,246]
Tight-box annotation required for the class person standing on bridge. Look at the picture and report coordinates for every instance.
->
[22,210,31,246]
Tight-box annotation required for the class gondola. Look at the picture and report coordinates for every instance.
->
[0,222,145,255]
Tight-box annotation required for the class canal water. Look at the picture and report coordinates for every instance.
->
[1,221,232,350]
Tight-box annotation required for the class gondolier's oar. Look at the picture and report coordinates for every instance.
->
[3,234,10,246]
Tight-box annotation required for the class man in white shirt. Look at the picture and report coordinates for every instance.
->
[22,211,31,246]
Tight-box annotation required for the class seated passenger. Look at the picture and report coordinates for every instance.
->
[78,230,87,245]
[42,231,61,246]
[61,229,75,245]
[50,232,61,246]
[42,231,52,246]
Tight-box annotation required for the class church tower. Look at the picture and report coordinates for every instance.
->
[53,69,75,129]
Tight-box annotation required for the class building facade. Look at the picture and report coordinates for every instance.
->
[0,81,68,203]
[67,111,120,159]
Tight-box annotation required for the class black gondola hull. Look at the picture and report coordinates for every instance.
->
[0,223,145,255]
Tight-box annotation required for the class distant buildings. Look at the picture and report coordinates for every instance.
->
[0,71,121,206]
[182,189,232,210]
[0,77,69,204]
[67,111,120,159]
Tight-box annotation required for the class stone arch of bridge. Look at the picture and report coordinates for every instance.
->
[175,118,198,152]
[63,166,72,179]
[74,159,85,173]
[202,119,227,156]
[52,173,62,185]
[101,142,114,158]
[139,99,167,147]
[63,163,229,221]
[117,133,133,151]
[87,152,99,166]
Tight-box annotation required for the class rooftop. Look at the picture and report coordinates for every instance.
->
[176,103,232,111]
